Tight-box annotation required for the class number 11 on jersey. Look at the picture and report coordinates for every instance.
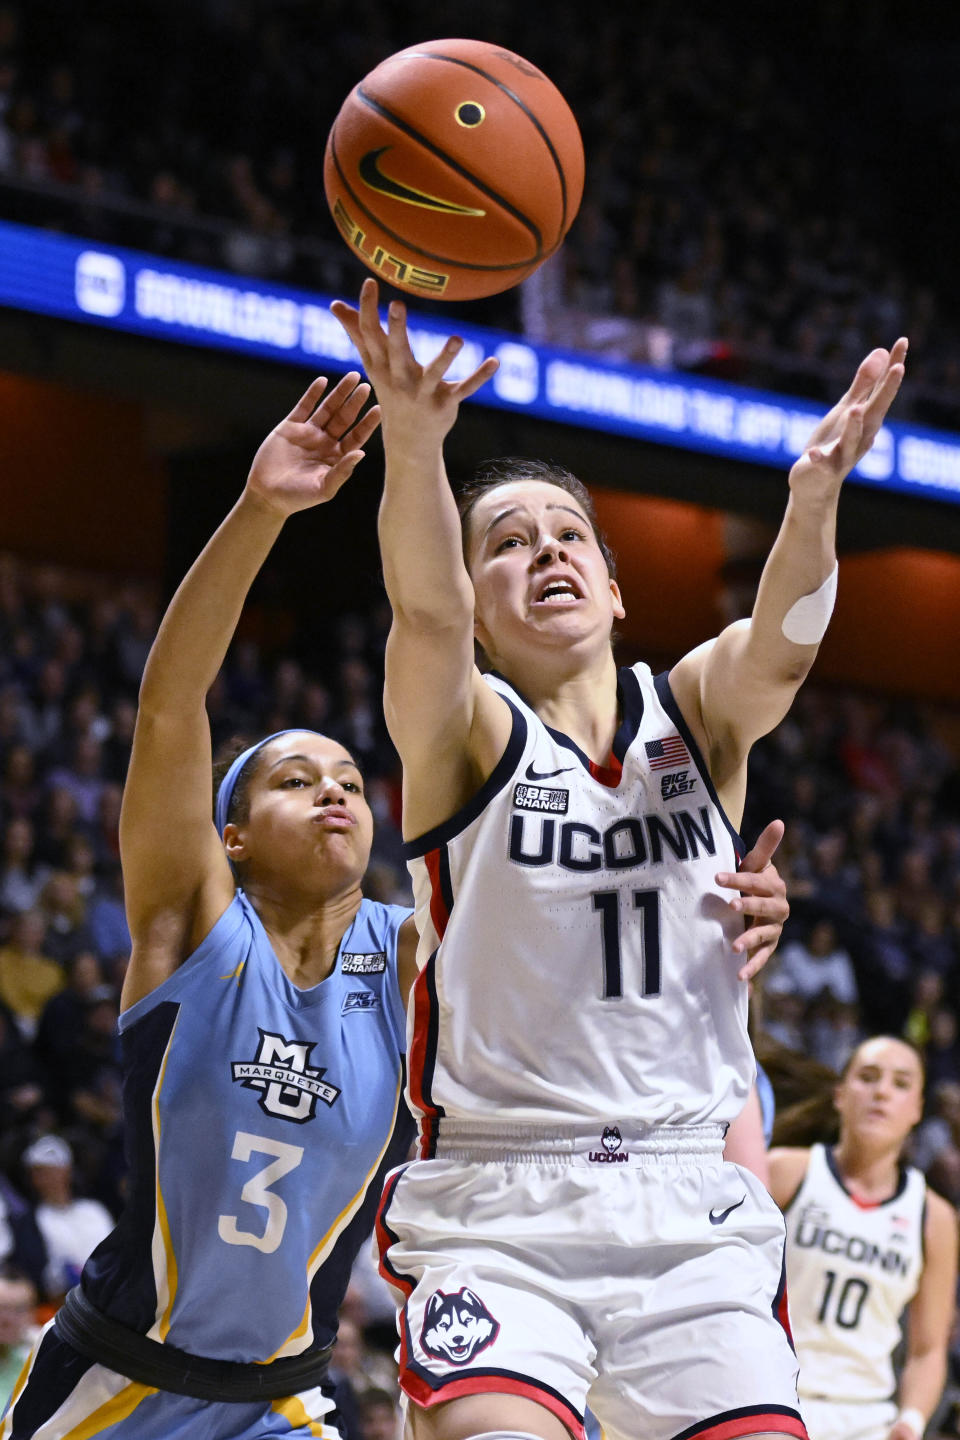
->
[592,889,661,1000]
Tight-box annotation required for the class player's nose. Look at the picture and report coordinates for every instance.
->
[316,775,347,803]
[534,535,569,564]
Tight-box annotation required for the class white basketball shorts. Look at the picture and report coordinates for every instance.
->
[375,1120,807,1440]
[799,1397,898,1440]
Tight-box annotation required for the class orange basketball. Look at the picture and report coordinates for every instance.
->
[323,38,585,302]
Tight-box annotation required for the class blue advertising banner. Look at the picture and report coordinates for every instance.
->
[2,217,959,505]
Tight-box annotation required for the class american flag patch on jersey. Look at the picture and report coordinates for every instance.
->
[645,735,690,770]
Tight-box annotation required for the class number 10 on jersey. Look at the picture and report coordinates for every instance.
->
[592,889,661,999]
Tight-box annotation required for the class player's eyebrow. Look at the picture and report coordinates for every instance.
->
[267,753,360,771]
[483,502,587,539]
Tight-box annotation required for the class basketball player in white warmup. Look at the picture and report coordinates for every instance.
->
[770,1036,957,1440]
[333,278,908,1440]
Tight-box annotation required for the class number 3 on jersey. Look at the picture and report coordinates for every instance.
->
[592,888,661,999]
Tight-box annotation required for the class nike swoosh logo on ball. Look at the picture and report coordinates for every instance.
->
[524,763,576,781]
[708,1196,746,1225]
[358,148,486,215]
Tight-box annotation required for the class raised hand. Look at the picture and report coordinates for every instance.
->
[717,819,789,982]
[245,372,381,517]
[790,339,908,500]
[331,278,498,454]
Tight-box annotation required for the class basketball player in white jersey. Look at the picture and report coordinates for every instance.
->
[332,279,907,1440]
[770,1036,957,1440]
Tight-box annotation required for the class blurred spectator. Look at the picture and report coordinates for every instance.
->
[0,1270,39,1405]
[21,1134,112,1303]
[0,816,49,918]
[356,1387,401,1440]
[0,1176,46,1295]
[766,918,858,1008]
[86,864,130,965]
[37,870,93,966]
[46,734,106,826]
[50,984,122,1137]
[33,950,104,1071]
[0,997,50,1137]
[0,910,64,1038]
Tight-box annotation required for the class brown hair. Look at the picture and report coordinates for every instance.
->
[455,458,618,580]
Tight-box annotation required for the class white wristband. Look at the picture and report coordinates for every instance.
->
[897,1408,926,1438]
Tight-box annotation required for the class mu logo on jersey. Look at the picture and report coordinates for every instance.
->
[231,1028,341,1124]
[420,1287,500,1366]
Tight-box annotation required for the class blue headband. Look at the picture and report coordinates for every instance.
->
[214,729,308,839]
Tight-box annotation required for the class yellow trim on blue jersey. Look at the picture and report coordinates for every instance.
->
[149,1010,181,1340]
[218,959,246,982]
[266,1064,404,1362]
[270,1392,341,1437]
[59,1380,158,1438]
[0,1325,40,1435]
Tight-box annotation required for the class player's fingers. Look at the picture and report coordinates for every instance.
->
[321,449,367,496]
[836,404,865,469]
[310,373,367,431]
[846,346,891,404]
[422,334,468,384]
[453,356,500,401]
[341,404,382,452]
[315,378,370,436]
[737,937,780,982]
[735,818,785,876]
[286,376,331,424]
[386,299,419,374]
[863,361,905,437]
[354,279,391,362]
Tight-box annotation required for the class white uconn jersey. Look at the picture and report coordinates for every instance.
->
[785,1144,926,1403]
[404,663,753,1151]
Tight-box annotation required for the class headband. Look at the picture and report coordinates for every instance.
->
[214,729,306,838]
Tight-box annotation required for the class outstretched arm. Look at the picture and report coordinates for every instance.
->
[671,341,907,819]
[120,374,379,1008]
[332,280,511,838]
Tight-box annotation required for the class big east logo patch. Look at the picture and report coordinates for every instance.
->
[420,1287,500,1365]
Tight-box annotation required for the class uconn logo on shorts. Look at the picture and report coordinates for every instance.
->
[420,1287,500,1366]
[231,1029,341,1124]
[589,1125,630,1163]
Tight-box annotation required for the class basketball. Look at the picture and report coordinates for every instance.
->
[323,38,585,302]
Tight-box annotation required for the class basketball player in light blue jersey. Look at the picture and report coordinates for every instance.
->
[1,369,790,1440]
[1,373,424,1440]
[333,280,908,1440]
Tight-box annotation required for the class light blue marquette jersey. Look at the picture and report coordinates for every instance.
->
[81,891,413,1364]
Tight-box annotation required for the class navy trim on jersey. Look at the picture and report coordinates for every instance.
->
[403,699,527,860]
[82,999,181,1331]
[4,1326,97,1435]
[540,667,645,778]
[653,670,745,859]
[825,1146,910,1207]
[308,1074,416,1346]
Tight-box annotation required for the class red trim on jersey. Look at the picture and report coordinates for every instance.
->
[424,847,450,940]
[776,1279,794,1347]
[408,963,434,1127]
[588,752,622,787]
[685,1412,807,1440]
[399,1366,586,1440]
[374,1171,414,1300]
[848,1193,881,1211]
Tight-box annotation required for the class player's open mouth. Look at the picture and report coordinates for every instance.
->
[533,576,582,605]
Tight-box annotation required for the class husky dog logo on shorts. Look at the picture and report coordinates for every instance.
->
[602,1125,623,1152]
[420,1287,500,1365]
